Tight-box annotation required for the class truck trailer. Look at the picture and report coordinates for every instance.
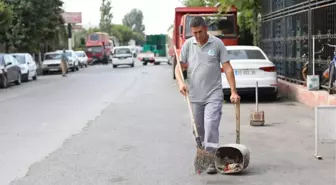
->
[138,34,170,65]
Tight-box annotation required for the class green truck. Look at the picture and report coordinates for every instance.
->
[138,34,169,65]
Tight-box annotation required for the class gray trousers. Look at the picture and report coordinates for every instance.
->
[190,99,223,152]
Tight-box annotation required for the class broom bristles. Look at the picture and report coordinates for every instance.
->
[194,148,215,174]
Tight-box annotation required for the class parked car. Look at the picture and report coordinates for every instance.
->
[42,51,64,74]
[0,53,22,88]
[111,46,135,68]
[75,50,88,68]
[12,53,38,82]
[221,45,278,100]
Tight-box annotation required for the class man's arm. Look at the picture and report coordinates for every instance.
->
[218,43,237,94]
[222,62,237,94]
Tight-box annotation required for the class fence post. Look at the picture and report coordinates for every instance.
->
[308,0,313,76]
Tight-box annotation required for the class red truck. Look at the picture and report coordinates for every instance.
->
[171,6,239,79]
[86,32,112,65]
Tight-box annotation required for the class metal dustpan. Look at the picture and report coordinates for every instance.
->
[215,102,250,174]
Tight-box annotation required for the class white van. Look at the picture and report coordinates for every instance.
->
[111,46,135,68]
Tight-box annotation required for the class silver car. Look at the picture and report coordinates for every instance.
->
[0,53,22,88]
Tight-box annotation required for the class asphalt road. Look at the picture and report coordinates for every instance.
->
[0,61,335,185]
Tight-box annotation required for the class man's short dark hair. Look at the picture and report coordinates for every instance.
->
[189,16,207,28]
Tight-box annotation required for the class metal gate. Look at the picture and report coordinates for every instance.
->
[260,0,336,91]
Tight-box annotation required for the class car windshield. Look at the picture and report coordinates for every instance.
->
[65,52,72,57]
[227,49,266,60]
[76,52,84,57]
[45,53,62,60]
[87,46,103,53]
[115,48,131,54]
[89,34,99,41]
[185,14,236,38]
[12,55,26,64]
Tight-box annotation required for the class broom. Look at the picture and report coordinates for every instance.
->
[173,46,214,174]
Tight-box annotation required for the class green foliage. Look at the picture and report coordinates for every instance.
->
[122,8,145,35]
[110,28,123,43]
[131,32,145,45]
[99,0,113,34]
[0,1,13,30]
[0,1,13,43]
[1,0,65,52]
[111,24,133,45]
[73,28,88,49]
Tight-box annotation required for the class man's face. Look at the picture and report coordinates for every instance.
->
[191,25,208,43]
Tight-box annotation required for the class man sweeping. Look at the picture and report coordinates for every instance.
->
[60,49,68,77]
[174,16,240,174]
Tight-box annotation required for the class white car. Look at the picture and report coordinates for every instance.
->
[111,46,135,68]
[42,51,64,74]
[75,50,88,68]
[221,46,278,100]
[11,53,38,82]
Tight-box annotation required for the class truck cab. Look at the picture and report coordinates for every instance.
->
[171,6,239,79]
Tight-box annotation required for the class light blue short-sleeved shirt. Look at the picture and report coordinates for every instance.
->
[180,35,229,103]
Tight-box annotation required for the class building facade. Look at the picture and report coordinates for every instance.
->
[260,0,336,83]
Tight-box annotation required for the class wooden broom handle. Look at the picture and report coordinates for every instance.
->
[235,101,240,144]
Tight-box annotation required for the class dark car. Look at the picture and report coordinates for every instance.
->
[0,53,22,88]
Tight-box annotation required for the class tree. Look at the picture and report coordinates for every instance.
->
[180,0,206,6]
[0,1,13,30]
[110,28,123,43]
[73,28,88,49]
[111,24,133,45]
[2,0,65,52]
[99,0,113,34]
[0,1,13,44]
[122,9,145,35]
[131,32,145,45]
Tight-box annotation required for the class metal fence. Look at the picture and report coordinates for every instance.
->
[260,0,336,93]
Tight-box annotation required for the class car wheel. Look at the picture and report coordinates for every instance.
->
[113,65,117,68]
[23,72,29,82]
[32,71,37,80]
[130,63,134,68]
[15,73,21,85]
[0,74,8,88]
[143,62,148,66]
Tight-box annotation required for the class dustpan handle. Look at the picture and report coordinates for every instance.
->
[235,101,240,144]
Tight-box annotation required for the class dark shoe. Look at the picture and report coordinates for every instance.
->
[206,163,217,174]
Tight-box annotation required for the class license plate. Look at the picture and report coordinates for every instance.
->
[49,68,58,71]
[235,69,256,75]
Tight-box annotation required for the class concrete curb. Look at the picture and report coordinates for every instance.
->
[278,79,336,108]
